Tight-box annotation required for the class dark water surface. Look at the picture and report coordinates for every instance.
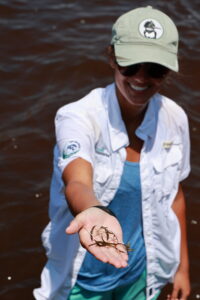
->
[0,0,199,299]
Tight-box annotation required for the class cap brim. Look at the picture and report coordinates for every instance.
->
[114,44,179,72]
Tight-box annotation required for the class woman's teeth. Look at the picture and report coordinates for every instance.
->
[129,83,148,91]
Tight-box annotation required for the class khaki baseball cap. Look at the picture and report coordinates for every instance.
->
[111,6,179,71]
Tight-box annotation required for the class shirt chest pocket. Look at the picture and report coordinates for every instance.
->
[152,141,182,195]
[93,152,112,184]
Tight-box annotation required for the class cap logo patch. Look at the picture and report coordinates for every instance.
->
[139,19,163,39]
[62,141,80,159]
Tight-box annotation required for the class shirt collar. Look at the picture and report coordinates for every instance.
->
[136,93,161,141]
[104,84,128,152]
[104,83,161,152]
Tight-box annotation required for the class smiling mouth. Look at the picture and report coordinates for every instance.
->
[129,83,148,91]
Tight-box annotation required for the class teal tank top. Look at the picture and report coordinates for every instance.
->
[76,161,146,291]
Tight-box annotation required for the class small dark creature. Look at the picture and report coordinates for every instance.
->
[89,225,133,254]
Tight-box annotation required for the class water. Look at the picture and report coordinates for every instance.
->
[0,0,199,299]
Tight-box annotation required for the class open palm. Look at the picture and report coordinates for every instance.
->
[66,207,128,268]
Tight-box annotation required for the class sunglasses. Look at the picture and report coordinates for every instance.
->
[117,63,169,79]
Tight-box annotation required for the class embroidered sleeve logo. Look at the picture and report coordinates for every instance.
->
[62,141,81,159]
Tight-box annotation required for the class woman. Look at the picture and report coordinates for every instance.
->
[34,6,191,300]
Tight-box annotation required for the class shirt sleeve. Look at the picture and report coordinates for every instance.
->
[179,111,191,181]
[55,106,96,174]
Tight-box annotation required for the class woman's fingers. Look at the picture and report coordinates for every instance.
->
[86,242,128,268]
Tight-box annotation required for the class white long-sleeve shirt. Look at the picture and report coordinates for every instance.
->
[34,83,190,300]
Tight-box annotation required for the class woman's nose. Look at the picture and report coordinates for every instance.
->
[132,65,150,82]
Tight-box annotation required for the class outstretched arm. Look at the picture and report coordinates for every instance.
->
[168,184,190,300]
[63,158,128,268]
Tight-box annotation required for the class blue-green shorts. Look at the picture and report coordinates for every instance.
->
[67,269,160,300]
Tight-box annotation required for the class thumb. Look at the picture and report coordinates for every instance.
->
[66,217,83,235]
